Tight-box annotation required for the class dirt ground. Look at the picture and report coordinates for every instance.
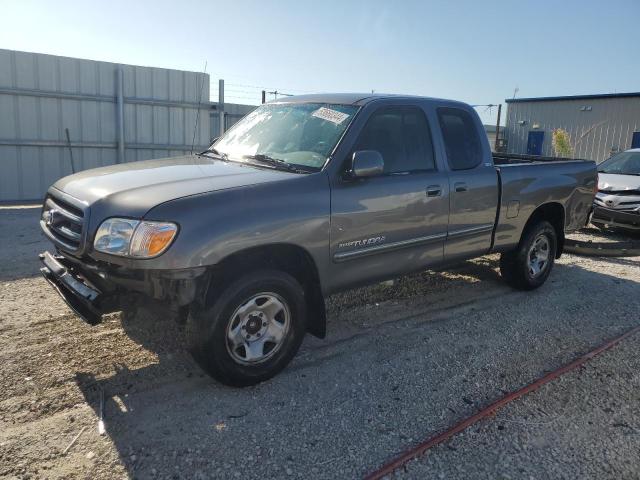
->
[1,206,639,479]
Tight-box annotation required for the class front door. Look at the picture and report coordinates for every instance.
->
[436,107,499,260]
[527,131,544,155]
[329,106,449,290]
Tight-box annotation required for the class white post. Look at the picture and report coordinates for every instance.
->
[218,79,225,137]
[116,67,125,163]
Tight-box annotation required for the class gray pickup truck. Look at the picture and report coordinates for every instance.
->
[39,93,597,386]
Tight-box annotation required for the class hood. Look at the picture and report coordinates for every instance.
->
[598,173,640,192]
[52,155,295,217]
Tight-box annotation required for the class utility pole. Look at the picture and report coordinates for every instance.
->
[494,103,502,152]
[218,79,225,137]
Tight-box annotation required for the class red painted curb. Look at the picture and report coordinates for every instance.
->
[364,325,640,480]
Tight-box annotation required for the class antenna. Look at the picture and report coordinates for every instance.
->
[512,86,519,99]
[190,61,208,155]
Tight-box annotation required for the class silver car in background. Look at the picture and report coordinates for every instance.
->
[593,149,640,231]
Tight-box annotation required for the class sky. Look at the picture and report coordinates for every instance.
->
[1,0,639,125]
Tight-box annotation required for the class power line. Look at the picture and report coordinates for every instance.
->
[268,90,294,99]
[225,82,315,94]
[226,81,268,90]
[225,87,265,94]
[224,94,261,100]
[210,78,316,95]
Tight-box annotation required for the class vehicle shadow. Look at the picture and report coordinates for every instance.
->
[591,255,640,268]
[72,257,639,479]
[582,224,640,240]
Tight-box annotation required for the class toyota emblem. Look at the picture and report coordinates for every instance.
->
[44,209,57,226]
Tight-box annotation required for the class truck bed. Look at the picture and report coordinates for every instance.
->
[491,154,597,253]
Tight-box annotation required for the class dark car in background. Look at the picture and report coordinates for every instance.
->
[592,149,640,231]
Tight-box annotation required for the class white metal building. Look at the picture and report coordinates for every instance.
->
[504,92,640,162]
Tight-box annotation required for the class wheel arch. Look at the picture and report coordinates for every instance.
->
[201,243,327,338]
[522,202,565,258]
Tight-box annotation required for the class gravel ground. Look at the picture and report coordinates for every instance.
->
[400,331,640,480]
[566,224,640,244]
[1,206,639,480]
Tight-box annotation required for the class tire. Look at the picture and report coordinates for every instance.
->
[186,270,307,387]
[500,220,557,290]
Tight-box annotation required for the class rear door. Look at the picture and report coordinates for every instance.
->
[329,105,449,290]
[436,107,498,260]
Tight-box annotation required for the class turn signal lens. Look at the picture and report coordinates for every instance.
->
[130,222,178,258]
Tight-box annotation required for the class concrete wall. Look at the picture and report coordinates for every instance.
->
[504,95,640,162]
[0,49,214,201]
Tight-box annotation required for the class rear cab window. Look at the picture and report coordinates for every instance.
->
[437,107,483,170]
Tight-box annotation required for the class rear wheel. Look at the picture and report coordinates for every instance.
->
[186,270,307,387]
[500,221,557,290]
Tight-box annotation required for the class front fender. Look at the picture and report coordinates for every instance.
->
[141,172,332,279]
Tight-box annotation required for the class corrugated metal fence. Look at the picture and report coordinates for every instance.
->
[0,49,255,202]
[210,105,255,140]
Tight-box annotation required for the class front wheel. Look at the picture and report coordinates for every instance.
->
[186,270,307,387]
[500,221,557,290]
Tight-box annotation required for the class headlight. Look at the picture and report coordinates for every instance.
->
[94,218,139,256]
[94,218,177,258]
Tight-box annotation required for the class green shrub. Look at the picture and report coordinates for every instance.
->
[552,129,573,157]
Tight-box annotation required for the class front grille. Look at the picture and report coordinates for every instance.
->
[594,193,640,213]
[41,193,87,253]
[598,189,640,196]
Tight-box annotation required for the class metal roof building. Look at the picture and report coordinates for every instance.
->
[504,92,640,162]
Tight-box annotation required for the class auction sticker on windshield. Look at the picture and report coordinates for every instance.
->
[311,107,350,125]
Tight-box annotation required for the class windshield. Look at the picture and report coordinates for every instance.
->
[211,103,358,171]
[598,151,640,175]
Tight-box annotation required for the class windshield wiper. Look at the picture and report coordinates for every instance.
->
[242,154,313,174]
[197,147,229,161]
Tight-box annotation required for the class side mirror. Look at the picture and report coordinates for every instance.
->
[350,150,384,178]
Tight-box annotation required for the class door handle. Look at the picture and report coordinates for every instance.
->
[454,182,468,193]
[426,185,442,197]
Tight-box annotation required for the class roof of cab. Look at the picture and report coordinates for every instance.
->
[270,93,467,107]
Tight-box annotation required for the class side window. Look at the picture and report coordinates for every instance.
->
[437,107,482,170]
[355,107,435,174]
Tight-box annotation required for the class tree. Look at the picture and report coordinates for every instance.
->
[552,129,573,157]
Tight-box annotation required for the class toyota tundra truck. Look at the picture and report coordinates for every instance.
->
[39,94,597,386]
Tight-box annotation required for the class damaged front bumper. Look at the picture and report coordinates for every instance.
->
[591,206,640,230]
[39,250,208,325]
[39,251,105,324]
